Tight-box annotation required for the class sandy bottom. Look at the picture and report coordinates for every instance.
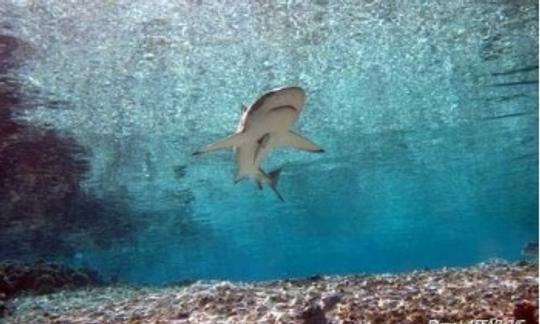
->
[3,261,538,324]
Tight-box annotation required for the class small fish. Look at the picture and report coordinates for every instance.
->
[173,165,187,179]
[492,94,529,102]
[489,80,538,87]
[521,242,538,257]
[483,111,531,120]
[487,94,529,103]
[193,86,324,201]
[491,65,538,76]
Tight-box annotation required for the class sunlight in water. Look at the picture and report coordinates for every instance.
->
[0,0,537,282]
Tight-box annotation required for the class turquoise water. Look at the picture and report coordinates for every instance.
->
[0,0,537,283]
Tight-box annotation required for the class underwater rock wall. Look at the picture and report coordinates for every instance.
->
[0,33,140,261]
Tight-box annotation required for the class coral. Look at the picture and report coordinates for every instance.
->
[3,261,538,323]
[0,299,11,318]
[301,304,327,324]
[514,300,539,324]
[0,128,89,221]
[0,260,103,300]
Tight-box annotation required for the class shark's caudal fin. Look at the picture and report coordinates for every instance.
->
[266,168,284,202]
[280,130,324,153]
[193,132,244,155]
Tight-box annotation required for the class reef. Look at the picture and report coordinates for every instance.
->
[3,260,537,323]
[0,260,104,318]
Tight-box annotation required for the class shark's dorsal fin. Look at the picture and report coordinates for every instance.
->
[254,133,271,163]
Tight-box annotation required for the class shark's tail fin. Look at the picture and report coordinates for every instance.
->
[256,168,284,201]
[267,168,284,202]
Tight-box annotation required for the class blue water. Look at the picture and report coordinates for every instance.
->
[0,0,537,284]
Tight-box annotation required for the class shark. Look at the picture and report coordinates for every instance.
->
[192,86,324,200]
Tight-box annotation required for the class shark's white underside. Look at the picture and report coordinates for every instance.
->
[193,86,324,200]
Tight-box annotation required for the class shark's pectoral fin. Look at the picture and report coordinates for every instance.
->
[254,133,271,163]
[234,173,244,184]
[234,167,248,184]
[280,130,324,153]
[193,132,244,155]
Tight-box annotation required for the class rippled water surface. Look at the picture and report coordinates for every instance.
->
[0,0,537,283]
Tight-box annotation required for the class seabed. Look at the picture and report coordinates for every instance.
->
[1,260,537,324]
